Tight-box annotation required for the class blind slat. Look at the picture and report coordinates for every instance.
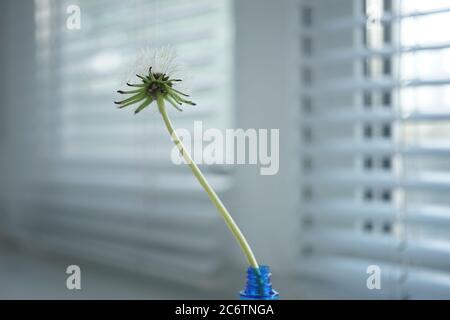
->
[29,0,233,285]
[300,0,450,298]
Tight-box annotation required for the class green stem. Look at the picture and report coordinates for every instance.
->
[157,95,259,270]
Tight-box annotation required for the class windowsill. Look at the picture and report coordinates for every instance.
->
[0,240,223,300]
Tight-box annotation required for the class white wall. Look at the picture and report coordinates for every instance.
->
[232,0,302,298]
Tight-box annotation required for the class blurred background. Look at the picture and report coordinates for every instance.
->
[1,0,450,299]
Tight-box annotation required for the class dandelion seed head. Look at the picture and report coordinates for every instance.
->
[115,46,196,113]
[120,46,190,94]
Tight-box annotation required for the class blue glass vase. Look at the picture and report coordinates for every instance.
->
[240,265,279,300]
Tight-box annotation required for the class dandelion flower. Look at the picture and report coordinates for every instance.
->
[115,47,260,272]
[115,47,195,114]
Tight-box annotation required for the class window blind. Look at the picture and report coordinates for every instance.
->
[298,0,450,299]
[27,0,233,286]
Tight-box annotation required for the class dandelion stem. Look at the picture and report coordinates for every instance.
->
[156,94,259,270]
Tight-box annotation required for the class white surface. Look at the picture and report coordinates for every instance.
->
[0,243,222,299]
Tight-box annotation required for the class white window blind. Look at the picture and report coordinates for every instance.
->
[298,0,450,299]
[27,0,233,286]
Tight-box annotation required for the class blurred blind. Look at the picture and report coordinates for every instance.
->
[30,0,233,286]
[299,0,450,298]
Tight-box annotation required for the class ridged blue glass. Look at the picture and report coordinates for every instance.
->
[240,265,279,300]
